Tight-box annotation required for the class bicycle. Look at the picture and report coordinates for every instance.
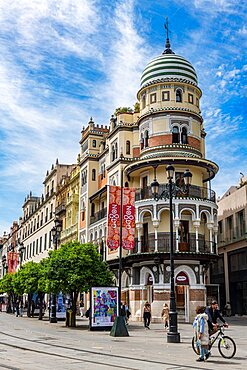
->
[192,325,236,359]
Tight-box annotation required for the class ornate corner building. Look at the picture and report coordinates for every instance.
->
[78,36,219,322]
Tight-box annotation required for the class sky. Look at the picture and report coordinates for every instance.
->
[0,0,246,235]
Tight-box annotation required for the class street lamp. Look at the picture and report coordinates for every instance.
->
[151,165,192,343]
[18,242,25,267]
[50,217,62,323]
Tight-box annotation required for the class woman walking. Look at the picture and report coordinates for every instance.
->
[161,303,169,330]
[143,301,151,329]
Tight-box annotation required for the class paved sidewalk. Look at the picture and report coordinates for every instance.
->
[0,313,246,369]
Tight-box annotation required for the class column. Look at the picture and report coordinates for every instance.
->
[136,222,142,254]
[193,220,200,253]
[153,220,160,252]
[207,223,214,253]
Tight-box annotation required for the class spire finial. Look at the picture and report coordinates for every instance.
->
[163,17,175,54]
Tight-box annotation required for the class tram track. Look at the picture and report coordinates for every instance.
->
[0,330,210,370]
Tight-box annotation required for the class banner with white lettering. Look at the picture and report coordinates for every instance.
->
[107,186,121,250]
[122,188,136,250]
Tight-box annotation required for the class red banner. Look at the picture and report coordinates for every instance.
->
[7,252,19,273]
[122,188,135,250]
[107,186,121,250]
[107,186,136,250]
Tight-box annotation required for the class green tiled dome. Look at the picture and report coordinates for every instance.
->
[141,53,198,88]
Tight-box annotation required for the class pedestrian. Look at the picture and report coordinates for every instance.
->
[205,300,228,334]
[161,303,169,330]
[224,302,231,317]
[31,300,35,317]
[143,301,151,329]
[79,300,84,317]
[15,300,20,317]
[20,300,24,317]
[123,301,131,325]
[193,306,210,362]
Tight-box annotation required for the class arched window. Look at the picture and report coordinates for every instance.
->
[181,127,188,144]
[172,126,179,143]
[92,139,96,148]
[176,89,182,103]
[92,169,96,181]
[125,182,129,187]
[140,134,144,149]
[144,130,149,148]
[126,140,130,155]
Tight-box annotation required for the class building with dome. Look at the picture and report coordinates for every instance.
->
[78,35,219,322]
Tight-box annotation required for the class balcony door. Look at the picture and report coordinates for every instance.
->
[179,220,189,251]
[143,223,149,252]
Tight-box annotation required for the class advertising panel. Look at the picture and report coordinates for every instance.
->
[90,287,118,330]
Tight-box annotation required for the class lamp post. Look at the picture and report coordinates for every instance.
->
[18,242,25,267]
[50,217,62,323]
[151,165,192,343]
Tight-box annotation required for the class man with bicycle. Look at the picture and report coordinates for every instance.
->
[205,300,228,333]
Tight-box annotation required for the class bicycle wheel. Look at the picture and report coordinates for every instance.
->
[218,335,236,359]
[192,337,200,355]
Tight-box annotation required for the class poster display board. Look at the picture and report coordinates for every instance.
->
[90,287,118,330]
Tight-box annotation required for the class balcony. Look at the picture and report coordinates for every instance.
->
[218,226,247,246]
[55,203,66,215]
[67,194,79,205]
[60,224,78,239]
[90,208,107,225]
[132,233,216,255]
[135,184,216,202]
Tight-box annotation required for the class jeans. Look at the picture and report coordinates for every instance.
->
[199,346,209,359]
[143,312,151,327]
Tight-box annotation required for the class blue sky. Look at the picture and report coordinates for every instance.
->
[0,0,246,235]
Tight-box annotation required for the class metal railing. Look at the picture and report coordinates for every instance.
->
[135,184,216,202]
[132,234,216,254]
[90,207,107,225]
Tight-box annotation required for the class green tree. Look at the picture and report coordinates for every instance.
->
[114,107,133,115]
[134,101,140,113]
[17,261,47,319]
[0,273,15,313]
[46,242,114,326]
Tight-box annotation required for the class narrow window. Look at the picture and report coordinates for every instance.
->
[188,93,194,104]
[92,139,96,148]
[172,126,179,143]
[144,130,149,148]
[126,140,130,155]
[115,143,118,159]
[112,145,115,161]
[181,127,188,144]
[162,91,170,101]
[140,134,144,149]
[92,169,96,181]
[91,203,95,217]
[176,89,182,103]
[150,93,156,104]
[196,97,199,107]
[142,94,146,109]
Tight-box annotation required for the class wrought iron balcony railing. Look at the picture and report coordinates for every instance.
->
[135,184,216,202]
[90,207,107,225]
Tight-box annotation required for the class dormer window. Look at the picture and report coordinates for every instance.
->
[176,89,182,103]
